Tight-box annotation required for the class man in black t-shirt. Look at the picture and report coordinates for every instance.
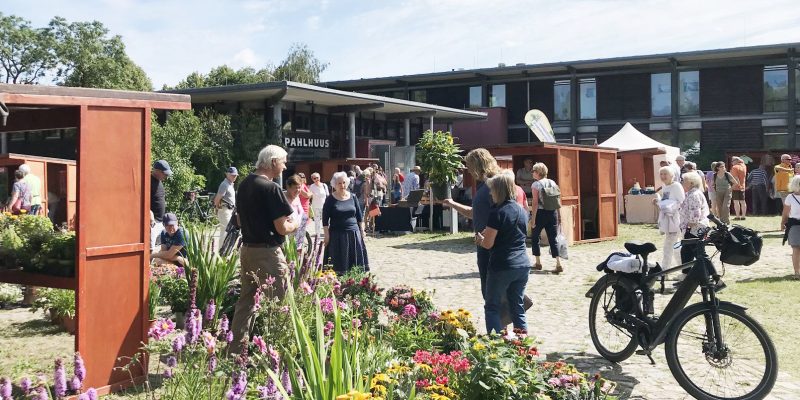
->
[229,145,298,354]
[150,160,172,251]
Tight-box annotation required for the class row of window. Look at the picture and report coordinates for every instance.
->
[397,65,800,121]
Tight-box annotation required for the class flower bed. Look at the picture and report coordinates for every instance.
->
[0,235,616,399]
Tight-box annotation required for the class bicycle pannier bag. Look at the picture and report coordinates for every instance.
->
[540,179,562,211]
[719,225,762,266]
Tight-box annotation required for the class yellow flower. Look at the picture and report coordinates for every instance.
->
[490,353,498,360]
[417,363,432,373]
[3,212,11,216]
[19,209,27,214]
[472,342,486,351]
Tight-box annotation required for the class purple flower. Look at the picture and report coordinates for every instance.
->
[226,370,247,400]
[323,320,335,336]
[264,276,276,287]
[148,318,176,341]
[219,314,230,334]
[318,298,335,314]
[54,359,67,398]
[163,369,173,379]
[548,377,562,387]
[172,335,186,353]
[280,369,292,395]
[268,346,280,372]
[252,336,267,354]
[188,270,198,309]
[1,377,11,400]
[69,376,81,392]
[257,379,279,399]
[175,266,185,277]
[19,377,32,394]
[226,330,234,343]
[166,356,177,368]
[279,305,290,314]
[402,304,418,318]
[252,288,264,312]
[351,318,362,330]
[74,353,86,383]
[208,355,218,373]
[35,386,49,400]
[185,309,202,344]
[77,388,97,400]
[299,281,313,295]
[205,300,216,322]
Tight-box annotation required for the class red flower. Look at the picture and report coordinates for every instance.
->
[435,375,449,385]
[415,379,430,389]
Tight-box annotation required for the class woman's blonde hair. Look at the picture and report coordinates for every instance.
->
[464,148,501,181]
[486,170,516,203]
[790,175,800,193]
[532,162,549,178]
[659,166,674,180]
[682,171,703,190]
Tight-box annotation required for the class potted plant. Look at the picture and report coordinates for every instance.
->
[159,275,189,328]
[416,130,463,200]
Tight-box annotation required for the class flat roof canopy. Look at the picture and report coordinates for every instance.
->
[165,81,487,122]
[0,83,191,110]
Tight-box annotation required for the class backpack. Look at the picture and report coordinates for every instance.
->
[539,179,562,211]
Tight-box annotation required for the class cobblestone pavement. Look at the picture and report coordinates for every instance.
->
[364,231,800,400]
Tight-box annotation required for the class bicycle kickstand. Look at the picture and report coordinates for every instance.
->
[636,348,657,365]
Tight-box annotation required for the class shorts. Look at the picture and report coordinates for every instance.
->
[732,191,744,201]
[789,225,800,247]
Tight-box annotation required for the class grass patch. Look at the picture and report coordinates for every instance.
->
[721,276,800,376]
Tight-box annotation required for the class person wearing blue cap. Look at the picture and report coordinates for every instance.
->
[150,212,188,267]
[150,160,173,251]
[214,166,239,250]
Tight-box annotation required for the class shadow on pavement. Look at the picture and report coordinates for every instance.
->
[389,237,474,254]
[427,272,480,280]
[735,275,798,284]
[544,351,645,400]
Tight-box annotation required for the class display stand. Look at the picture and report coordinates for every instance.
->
[0,84,190,395]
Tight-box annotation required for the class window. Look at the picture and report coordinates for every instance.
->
[651,73,671,117]
[764,65,788,113]
[764,129,788,149]
[469,86,482,108]
[293,113,311,132]
[391,91,406,100]
[579,79,596,120]
[410,90,427,103]
[553,80,571,121]
[489,84,506,107]
[313,114,328,132]
[679,71,700,116]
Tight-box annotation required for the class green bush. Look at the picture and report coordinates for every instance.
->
[159,274,189,314]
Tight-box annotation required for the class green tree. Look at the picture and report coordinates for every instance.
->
[0,12,58,84]
[170,65,273,89]
[151,111,207,212]
[191,108,235,189]
[273,43,328,84]
[50,18,152,91]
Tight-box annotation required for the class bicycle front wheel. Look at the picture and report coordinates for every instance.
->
[665,302,778,400]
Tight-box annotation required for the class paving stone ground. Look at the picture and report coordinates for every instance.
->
[363,228,800,400]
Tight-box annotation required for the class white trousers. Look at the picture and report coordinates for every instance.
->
[217,207,234,251]
[312,207,324,236]
[661,232,682,270]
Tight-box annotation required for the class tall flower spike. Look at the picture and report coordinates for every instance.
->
[74,353,86,383]
[0,377,12,400]
[35,386,49,400]
[188,269,198,310]
[19,377,32,394]
[219,314,230,335]
[69,376,81,392]
[280,369,292,396]
[54,359,67,398]
[204,300,216,322]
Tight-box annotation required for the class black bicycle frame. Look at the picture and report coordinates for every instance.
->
[629,244,720,351]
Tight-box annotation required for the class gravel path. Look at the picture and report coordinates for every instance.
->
[365,229,800,400]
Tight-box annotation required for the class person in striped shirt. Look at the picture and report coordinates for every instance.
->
[747,163,770,215]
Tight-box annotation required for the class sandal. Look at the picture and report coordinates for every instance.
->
[553,264,564,274]
[531,263,543,271]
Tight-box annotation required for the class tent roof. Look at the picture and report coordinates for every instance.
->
[600,122,678,153]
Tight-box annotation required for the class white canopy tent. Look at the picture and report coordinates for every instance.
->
[601,123,681,214]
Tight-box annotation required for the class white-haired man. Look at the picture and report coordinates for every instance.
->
[229,145,298,354]
[18,164,42,215]
[214,166,239,251]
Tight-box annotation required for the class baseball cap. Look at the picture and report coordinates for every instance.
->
[226,166,239,176]
[154,160,173,176]
[163,212,178,226]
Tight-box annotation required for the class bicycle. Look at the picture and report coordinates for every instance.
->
[180,189,216,224]
[219,210,313,257]
[586,214,776,400]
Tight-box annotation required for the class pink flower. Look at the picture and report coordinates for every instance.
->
[435,375,449,385]
[351,318,362,329]
[252,336,268,354]
[299,281,313,295]
[402,304,418,318]
[202,331,217,354]
[319,298,335,314]
[148,318,176,341]
[323,321,335,336]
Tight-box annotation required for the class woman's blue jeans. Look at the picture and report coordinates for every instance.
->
[484,267,529,334]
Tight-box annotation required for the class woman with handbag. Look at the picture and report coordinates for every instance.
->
[530,163,564,274]
[781,176,800,280]
[475,170,530,334]
[8,170,32,215]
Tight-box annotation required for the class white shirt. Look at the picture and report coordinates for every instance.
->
[309,182,329,209]
[784,193,800,219]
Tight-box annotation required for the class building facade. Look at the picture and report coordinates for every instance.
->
[324,43,800,154]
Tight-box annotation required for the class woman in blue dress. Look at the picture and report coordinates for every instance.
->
[322,171,369,273]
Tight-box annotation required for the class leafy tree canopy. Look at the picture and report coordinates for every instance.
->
[0,13,152,90]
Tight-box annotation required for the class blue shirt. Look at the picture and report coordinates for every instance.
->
[160,227,188,257]
[322,194,363,231]
[473,182,492,232]
[486,200,530,270]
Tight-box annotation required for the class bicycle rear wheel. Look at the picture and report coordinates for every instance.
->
[588,277,639,362]
[665,302,778,400]
[220,228,240,257]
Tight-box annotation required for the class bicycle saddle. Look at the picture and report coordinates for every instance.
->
[624,241,657,256]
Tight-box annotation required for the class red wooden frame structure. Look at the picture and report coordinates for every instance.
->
[466,143,619,243]
[0,154,77,228]
[0,84,190,394]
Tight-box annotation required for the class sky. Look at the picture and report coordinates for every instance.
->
[4,0,800,89]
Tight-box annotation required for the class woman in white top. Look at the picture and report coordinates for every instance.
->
[309,172,329,236]
[781,176,800,280]
[653,166,685,270]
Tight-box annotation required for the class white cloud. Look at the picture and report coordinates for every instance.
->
[232,48,259,67]
[306,15,321,31]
